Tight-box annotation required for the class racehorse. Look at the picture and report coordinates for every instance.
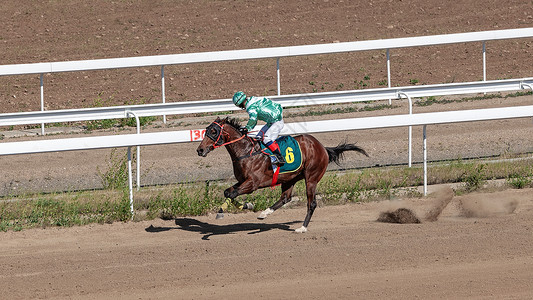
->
[196,117,368,233]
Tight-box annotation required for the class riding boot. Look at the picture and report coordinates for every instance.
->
[267,142,286,165]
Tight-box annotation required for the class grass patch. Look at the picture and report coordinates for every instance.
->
[97,148,131,190]
[416,91,532,107]
[0,190,132,231]
[3,155,533,232]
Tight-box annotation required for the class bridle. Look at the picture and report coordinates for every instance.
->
[205,121,269,161]
[205,121,247,149]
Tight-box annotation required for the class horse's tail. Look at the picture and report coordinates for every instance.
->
[326,142,369,165]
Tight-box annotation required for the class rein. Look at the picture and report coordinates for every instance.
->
[234,149,264,162]
[233,140,271,162]
[206,121,268,162]
[213,132,247,149]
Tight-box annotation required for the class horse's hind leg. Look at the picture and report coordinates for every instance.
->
[295,181,318,233]
[258,182,295,219]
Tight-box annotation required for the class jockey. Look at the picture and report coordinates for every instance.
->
[232,91,286,165]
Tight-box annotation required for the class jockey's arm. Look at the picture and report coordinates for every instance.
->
[245,108,258,131]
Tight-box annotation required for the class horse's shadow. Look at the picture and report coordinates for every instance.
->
[145,217,300,240]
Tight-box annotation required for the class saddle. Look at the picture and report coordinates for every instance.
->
[260,136,302,174]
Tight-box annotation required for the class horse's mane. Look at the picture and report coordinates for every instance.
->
[223,117,242,131]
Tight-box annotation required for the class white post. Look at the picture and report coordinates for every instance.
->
[127,146,134,219]
[397,92,413,167]
[408,116,412,168]
[161,66,167,124]
[40,74,45,135]
[387,49,391,105]
[521,83,533,125]
[482,41,487,82]
[276,58,281,96]
[423,125,428,196]
[126,111,141,191]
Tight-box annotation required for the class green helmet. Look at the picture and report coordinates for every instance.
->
[232,91,247,107]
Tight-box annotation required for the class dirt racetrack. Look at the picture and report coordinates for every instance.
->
[1,186,532,299]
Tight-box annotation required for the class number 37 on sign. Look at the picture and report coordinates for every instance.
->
[190,129,206,141]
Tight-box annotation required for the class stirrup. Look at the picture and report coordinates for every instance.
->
[270,154,285,166]
[275,154,286,165]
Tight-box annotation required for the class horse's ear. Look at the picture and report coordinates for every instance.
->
[214,116,221,122]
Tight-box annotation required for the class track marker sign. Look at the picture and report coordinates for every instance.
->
[190,129,206,141]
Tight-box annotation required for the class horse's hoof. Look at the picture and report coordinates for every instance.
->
[216,213,224,219]
[294,226,307,233]
[243,202,254,210]
[257,208,274,220]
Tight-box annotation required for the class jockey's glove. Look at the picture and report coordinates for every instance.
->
[238,126,248,135]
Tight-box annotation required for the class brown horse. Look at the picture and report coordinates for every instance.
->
[196,117,368,233]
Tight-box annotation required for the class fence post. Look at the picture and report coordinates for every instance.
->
[40,74,45,135]
[276,58,281,95]
[387,49,391,105]
[423,125,428,196]
[126,111,141,191]
[127,146,134,219]
[161,66,167,124]
[482,41,487,82]
[397,92,413,167]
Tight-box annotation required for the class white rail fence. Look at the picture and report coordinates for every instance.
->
[2,95,533,156]
[1,98,533,202]
[1,27,533,134]
[2,78,532,127]
[1,78,533,215]
[2,77,532,169]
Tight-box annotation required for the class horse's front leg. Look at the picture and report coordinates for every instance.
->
[216,181,256,219]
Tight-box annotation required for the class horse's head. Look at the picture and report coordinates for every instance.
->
[196,117,243,157]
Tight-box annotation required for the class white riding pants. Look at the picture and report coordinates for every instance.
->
[258,120,284,144]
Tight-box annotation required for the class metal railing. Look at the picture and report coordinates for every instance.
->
[1,77,532,127]
[1,101,533,203]
[1,77,532,191]
[0,77,532,203]
[1,27,532,133]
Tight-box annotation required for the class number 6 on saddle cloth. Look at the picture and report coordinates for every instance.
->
[259,136,302,174]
